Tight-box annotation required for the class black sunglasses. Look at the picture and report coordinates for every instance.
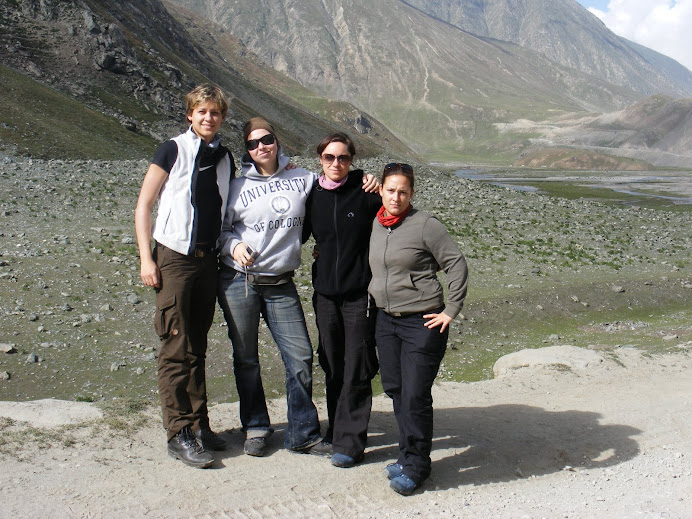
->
[384,162,413,172]
[245,133,276,150]
[321,153,352,164]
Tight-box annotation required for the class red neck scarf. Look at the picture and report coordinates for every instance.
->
[377,205,412,228]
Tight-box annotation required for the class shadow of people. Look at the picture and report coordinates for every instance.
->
[363,405,641,490]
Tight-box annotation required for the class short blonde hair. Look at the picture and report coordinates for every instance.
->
[185,84,229,118]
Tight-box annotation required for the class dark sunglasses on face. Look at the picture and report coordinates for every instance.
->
[321,153,352,164]
[384,162,413,172]
[245,133,276,150]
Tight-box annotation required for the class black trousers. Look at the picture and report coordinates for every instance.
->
[375,309,448,483]
[154,243,217,441]
[313,292,378,458]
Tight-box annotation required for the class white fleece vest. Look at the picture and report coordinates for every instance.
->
[152,127,232,255]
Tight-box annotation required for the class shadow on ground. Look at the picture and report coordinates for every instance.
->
[359,405,641,489]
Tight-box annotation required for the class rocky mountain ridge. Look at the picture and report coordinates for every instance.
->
[1,0,691,164]
[0,0,410,159]
[170,0,692,161]
[403,0,692,97]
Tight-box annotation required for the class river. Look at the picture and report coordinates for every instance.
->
[453,168,692,206]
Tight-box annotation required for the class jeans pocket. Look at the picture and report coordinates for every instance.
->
[361,337,379,380]
[154,292,177,339]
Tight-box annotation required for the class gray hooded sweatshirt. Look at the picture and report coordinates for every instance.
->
[218,150,317,276]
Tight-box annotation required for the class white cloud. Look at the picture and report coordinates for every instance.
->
[588,0,692,71]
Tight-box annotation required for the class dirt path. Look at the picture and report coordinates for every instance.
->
[1,346,690,518]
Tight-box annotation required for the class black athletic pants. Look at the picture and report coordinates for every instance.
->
[313,292,378,458]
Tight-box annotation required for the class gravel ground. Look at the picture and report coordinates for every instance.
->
[0,156,691,517]
[0,346,690,518]
[1,156,690,402]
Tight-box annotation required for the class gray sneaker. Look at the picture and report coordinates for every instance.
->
[384,462,404,480]
[244,437,267,457]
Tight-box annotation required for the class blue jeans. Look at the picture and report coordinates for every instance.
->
[217,267,320,449]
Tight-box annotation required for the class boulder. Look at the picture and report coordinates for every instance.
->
[493,345,603,378]
[0,399,103,427]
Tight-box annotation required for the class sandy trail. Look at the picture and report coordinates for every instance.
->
[0,346,690,518]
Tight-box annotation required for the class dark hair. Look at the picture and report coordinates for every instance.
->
[381,163,414,190]
[316,132,356,157]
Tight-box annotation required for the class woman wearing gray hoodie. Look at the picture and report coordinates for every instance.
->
[217,118,378,458]
[217,117,321,458]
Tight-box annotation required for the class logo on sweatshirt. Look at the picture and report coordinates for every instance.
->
[271,196,291,214]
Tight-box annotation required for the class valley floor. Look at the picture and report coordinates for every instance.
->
[1,346,690,518]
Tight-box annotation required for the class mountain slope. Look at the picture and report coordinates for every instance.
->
[169,0,644,159]
[403,0,692,97]
[0,0,410,159]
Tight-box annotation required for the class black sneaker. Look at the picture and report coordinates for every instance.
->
[307,439,333,457]
[290,436,324,455]
[244,437,267,457]
[195,426,227,451]
[167,426,214,468]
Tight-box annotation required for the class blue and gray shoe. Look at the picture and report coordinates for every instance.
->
[384,462,404,480]
[390,473,420,496]
[331,452,364,468]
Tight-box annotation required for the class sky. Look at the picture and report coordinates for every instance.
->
[575,0,692,71]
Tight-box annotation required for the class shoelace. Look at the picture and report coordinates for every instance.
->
[181,429,204,453]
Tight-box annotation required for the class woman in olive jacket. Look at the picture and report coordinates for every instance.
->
[368,162,468,495]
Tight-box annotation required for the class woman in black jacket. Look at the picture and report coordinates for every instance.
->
[303,133,381,468]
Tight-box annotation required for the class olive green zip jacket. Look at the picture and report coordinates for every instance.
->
[368,208,468,318]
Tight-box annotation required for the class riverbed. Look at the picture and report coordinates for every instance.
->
[454,168,692,207]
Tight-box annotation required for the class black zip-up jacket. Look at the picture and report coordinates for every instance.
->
[303,169,381,298]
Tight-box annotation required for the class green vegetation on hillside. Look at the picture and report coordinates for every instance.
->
[0,65,158,160]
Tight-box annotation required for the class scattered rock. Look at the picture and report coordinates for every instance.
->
[0,343,17,354]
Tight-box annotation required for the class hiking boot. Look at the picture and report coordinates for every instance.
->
[389,473,419,496]
[384,462,404,480]
[244,437,267,457]
[195,426,227,451]
[331,452,364,468]
[167,426,214,468]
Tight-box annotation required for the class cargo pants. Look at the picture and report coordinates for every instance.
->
[154,243,217,441]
